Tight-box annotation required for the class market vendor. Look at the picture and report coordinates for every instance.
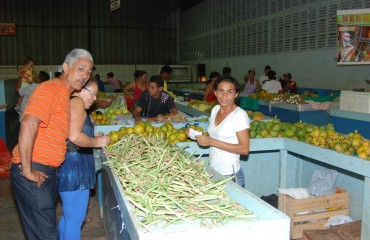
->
[189,76,250,188]
[132,75,178,123]
[279,73,298,94]
[262,70,282,93]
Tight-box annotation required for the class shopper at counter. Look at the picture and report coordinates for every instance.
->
[132,75,177,123]
[18,71,50,121]
[190,76,250,187]
[279,72,298,94]
[123,70,148,112]
[259,65,271,84]
[203,71,221,102]
[159,65,173,92]
[262,70,282,93]
[241,68,262,96]
[58,79,110,240]
[105,72,122,92]
[10,49,94,240]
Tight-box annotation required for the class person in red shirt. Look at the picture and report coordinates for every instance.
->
[124,70,148,112]
[203,71,221,103]
[279,73,298,94]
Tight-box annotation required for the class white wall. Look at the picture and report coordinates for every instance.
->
[185,47,370,90]
[0,64,163,86]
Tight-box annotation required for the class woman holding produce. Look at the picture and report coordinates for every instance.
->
[58,79,110,240]
[203,71,221,102]
[123,70,148,112]
[242,68,261,96]
[192,76,250,187]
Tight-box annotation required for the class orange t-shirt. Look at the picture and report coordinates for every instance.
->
[12,79,70,167]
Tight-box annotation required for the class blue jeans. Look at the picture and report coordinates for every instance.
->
[226,167,245,188]
[10,162,59,240]
[59,189,89,240]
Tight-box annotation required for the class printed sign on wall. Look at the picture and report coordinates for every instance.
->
[110,0,121,12]
[0,23,16,36]
[337,9,370,65]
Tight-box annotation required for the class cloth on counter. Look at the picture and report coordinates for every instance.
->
[298,101,331,111]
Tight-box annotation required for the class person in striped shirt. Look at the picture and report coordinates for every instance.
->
[10,49,94,240]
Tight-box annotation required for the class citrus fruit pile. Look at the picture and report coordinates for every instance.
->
[188,100,216,113]
[107,122,205,145]
[250,118,370,160]
[91,107,130,125]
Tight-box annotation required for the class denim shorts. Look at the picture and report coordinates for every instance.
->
[225,167,245,188]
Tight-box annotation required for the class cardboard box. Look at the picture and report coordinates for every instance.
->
[340,90,370,113]
[278,189,350,239]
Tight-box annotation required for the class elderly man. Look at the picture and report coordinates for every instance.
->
[10,49,93,240]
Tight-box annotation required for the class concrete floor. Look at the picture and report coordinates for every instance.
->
[0,177,106,240]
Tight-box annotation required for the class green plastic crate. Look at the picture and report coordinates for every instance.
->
[239,96,259,110]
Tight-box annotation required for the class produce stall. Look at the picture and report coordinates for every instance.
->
[330,105,370,139]
[176,99,331,126]
[101,164,290,240]
[257,100,331,126]
[175,102,210,118]
[178,138,370,240]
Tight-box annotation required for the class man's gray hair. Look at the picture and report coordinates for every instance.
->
[64,49,93,67]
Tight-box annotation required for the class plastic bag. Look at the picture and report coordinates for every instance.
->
[308,169,337,196]
[93,148,106,173]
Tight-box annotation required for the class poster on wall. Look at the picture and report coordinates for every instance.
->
[337,9,370,65]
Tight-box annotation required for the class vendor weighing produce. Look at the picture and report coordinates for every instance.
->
[132,75,178,123]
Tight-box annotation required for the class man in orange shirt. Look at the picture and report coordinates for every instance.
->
[10,49,94,240]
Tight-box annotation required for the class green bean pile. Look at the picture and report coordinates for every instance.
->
[104,135,257,231]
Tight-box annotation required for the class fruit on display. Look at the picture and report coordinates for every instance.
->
[188,100,216,112]
[272,94,306,104]
[250,118,370,160]
[249,90,277,101]
[91,96,130,125]
[155,112,188,123]
[107,122,205,145]
[246,110,265,120]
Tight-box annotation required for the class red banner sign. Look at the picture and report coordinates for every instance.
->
[0,23,16,36]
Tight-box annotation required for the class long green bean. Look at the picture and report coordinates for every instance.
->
[104,134,257,231]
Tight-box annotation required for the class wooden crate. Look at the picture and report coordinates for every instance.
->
[278,189,349,239]
[302,220,361,240]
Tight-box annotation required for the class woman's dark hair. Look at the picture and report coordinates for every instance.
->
[22,57,34,65]
[222,67,231,76]
[160,65,173,74]
[134,70,147,79]
[207,71,221,84]
[85,77,98,88]
[107,72,114,78]
[244,69,256,82]
[247,69,256,75]
[39,71,50,82]
[54,72,62,78]
[214,75,241,94]
[149,75,164,88]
